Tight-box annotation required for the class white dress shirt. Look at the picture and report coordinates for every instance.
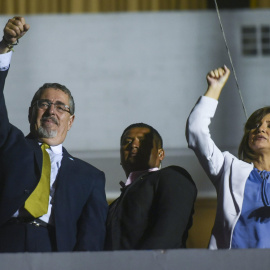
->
[0,51,12,70]
[39,144,63,224]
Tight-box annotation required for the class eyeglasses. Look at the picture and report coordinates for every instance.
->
[35,99,71,114]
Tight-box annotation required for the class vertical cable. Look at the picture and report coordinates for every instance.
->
[214,0,248,120]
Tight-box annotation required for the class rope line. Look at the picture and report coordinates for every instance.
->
[214,0,248,120]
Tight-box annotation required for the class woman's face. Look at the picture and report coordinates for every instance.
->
[249,113,270,155]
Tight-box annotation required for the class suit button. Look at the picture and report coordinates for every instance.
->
[24,189,30,194]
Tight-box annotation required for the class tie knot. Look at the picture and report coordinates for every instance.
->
[42,143,50,150]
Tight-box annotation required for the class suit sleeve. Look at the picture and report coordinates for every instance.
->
[138,167,197,249]
[0,52,12,149]
[74,171,108,251]
[0,68,10,149]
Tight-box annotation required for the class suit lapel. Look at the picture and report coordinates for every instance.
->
[50,147,76,238]
[119,171,152,201]
[25,135,43,172]
[55,147,75,187]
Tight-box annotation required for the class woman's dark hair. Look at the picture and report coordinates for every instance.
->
[238,106,270,161]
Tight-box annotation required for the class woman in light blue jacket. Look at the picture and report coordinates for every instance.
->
[186,66,270,249]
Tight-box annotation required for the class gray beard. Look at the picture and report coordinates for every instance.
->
[37,126,57,138]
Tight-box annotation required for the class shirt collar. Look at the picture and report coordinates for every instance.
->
[38,142,63,154]
[125,167,159,186]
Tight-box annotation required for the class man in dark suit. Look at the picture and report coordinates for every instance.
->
[105,123,197,250]
[0,17,108,252]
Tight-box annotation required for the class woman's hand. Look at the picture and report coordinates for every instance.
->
[204,65,230,100]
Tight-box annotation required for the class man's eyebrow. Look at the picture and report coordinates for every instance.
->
[54,101,66,105]
[40,99,66,105]
[123,137,132,140]
[121,136,132,143]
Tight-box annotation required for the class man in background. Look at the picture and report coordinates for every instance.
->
[105,123,197,250]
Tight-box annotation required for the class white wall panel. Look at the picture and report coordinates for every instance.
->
[1,10,270,198]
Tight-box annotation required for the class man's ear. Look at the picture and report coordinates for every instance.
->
[67,114,75,131]
[158,149,165,161]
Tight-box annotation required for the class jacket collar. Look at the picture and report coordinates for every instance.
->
[231,159,254,213]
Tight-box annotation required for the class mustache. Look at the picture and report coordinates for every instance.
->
[41,116,59,126]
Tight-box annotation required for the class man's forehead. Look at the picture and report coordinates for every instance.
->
[123,127,151,138]
[40,88,69,100]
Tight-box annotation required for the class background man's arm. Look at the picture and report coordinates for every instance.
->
[138,168,197,249]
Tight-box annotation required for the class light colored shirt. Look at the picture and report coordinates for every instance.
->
[125,167,159,186]
[231,168,270,248]
[39,144,63,224]
[0,51,12,70]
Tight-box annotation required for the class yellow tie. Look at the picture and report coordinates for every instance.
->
[25,143,51,218]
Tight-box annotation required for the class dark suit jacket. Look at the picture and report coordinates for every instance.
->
[0,68,108,251]
[105,166,197,250]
